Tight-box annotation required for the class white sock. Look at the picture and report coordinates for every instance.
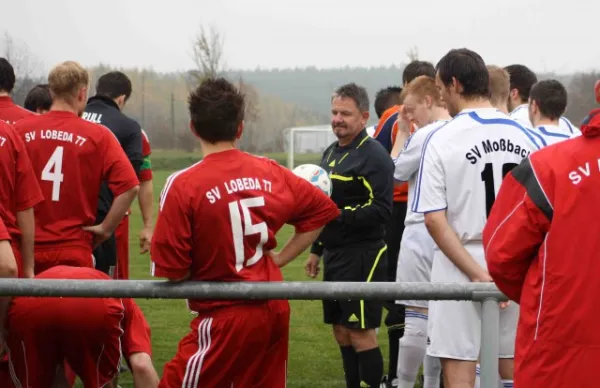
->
[396,311,428,388]
[422,354,441,388]
[474,364,480,388]
[501,380,514,388]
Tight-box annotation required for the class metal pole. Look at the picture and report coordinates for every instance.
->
[480,297,500,388]
[0,280,505,300]
[170,92,175,149]
[288,128,295,170]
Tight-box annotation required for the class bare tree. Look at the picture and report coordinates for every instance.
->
[0,32,43,104]
[189,25,226,83]
[406,45,419,62]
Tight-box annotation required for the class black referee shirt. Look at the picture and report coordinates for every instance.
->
[310,129,394,255]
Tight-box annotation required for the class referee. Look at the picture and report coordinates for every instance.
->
[305,83,393,388]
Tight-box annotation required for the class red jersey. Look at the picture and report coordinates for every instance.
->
[0,121,44,242]
[0,217,8,241]
[151,149,340,312]
[483,129,600,386]
[139,129,152,182]
[0,96,35,125]
[14,111,139,252]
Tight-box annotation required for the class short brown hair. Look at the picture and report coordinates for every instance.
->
[487,65,510,107]
[48,61,89,100]
[401,75,443,106]
[188,77,245,143]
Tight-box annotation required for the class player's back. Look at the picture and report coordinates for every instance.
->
[420,108,540,242]
[531,124,575,147]
[14,111,122,250]
[153,148,339,313]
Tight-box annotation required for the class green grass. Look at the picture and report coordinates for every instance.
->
[109,169,395,387]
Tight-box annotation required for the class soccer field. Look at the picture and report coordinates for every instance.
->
[115,169,393,388]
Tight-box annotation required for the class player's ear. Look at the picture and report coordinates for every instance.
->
[451,77,462,94]
[236,121,244,139]
[425,95,433,108]
[361,110,370,127]
[189,120,200,138]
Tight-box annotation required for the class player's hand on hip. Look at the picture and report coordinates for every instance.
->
[305,253,320,278]
[82,224,112,248]
[139,226,153,254]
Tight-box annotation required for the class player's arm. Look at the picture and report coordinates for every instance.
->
[338,148,394,227]
[271,169,340,268]
[483,158,550,302]
[414,140,489,281]
[308,147,333,259]
[390,107,413,162]
[138,145,154,254]
[0,219,17,346]
[121,298,159,388]
[150,175,192,282]
[85,131,140,245]
[13,132,44,278]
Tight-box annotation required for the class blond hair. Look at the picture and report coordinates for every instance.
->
[487,65,510,108]
[48,61,89,100]
[400,75,443,107]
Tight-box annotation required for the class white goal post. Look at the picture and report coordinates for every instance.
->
[284,125,337,170]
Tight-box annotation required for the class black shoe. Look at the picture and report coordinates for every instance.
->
[379,375,398,388]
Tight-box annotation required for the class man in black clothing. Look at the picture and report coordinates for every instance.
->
[305,83,394,388]
[82,71,143,276]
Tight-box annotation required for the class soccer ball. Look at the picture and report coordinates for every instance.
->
[293,164,332,197]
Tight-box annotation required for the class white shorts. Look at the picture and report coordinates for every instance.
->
[395,223,436,308]
[426,243,518,361]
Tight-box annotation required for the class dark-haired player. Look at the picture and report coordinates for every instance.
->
[24,84,52,114]
[151,77,340,387]
[528,80,576,146]
[414,49,540,387]
[83,71,143,278]
[505,64,579,134]
[14,61,139,274]
[402,60,436,86]
[0,58,35,124]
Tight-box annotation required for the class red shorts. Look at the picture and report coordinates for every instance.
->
[34,247,94,274]
[113,216,129,280]
[7,295,124,388]
[160,299,290,388]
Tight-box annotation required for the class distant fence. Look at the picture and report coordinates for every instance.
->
[0,280,508,388]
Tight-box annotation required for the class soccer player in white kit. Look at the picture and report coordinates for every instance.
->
[413,49,541,388]
[528,80,578,146]
[504,64,580,135]
[390,75,450,388]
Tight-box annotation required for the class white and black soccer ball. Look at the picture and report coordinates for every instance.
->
[292,164,332,197]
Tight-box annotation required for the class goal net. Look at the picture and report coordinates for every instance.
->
[284,125,336,169]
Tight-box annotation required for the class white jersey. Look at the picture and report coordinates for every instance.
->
[510,104,581,136]
[393,120,448,226]
[530,124,577,147]
[366,125,376,137]
[412,108,541,243]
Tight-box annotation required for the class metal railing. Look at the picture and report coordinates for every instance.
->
[0,280,508,388]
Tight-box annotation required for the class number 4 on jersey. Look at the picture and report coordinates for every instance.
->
[481,162,518,217]
[229,197,268,272]
[42,146,65,202]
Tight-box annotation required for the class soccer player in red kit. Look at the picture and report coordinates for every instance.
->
[151,78,340,388]
[13,61,139,274]
[5,266,159,388]
[0,120,43,278]
[0,58,35,124]
[0,217,18,386]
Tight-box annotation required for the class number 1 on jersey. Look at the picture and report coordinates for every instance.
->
[481,162,518,217]
[229,197,268,272]
[42,146,65,202]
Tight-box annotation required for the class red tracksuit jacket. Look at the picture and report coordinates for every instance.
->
[483,116,600,387]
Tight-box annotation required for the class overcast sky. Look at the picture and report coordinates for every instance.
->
[3,0,598,75]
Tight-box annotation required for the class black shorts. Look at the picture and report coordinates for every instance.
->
[322,241,387,329]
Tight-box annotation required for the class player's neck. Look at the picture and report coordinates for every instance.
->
[431,106,452,122]
[457,97,493,112]
[50,100,79,115]
[536,118,560,127]
[199,141,236,157]
[0,91,9,98]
